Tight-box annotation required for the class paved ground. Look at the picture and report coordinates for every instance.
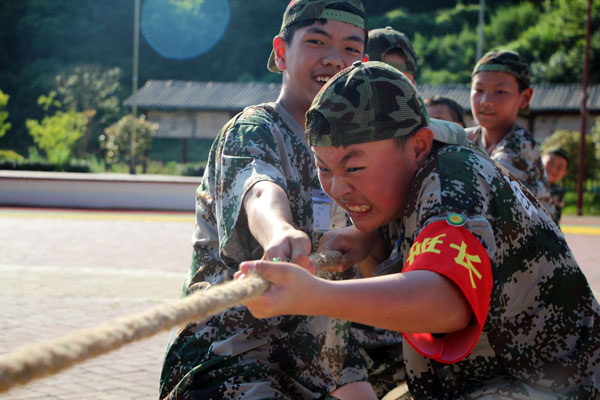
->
[0,208,599,399]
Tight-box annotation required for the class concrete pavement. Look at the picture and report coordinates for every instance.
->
[0,208,599,399]
[0,208,193,399]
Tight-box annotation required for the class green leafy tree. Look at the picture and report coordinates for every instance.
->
[99,114,158,172]
[0,89,10,139]
[54,64,122,155]
[511,0,600,83]
[1,0,599,161]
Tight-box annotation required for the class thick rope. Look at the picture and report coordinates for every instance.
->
[0,250,342,393]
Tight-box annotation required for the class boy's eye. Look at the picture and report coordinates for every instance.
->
[307,39,324,45]
[347,167,364,173]
[317,166,330,173]
[346,46,361,54]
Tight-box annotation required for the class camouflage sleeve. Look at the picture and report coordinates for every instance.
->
[491,130,540,195]
[213,120,289,261]
[492,132,556,219]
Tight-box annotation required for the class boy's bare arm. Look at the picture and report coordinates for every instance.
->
[238,260,472,334]
[243,181,312,271]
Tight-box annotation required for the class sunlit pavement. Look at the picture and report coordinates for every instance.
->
[0,208,193,399]
[0,208,599,399]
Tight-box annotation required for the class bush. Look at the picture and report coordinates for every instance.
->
[0,160,90,172]
[146,160,179,175]
[0,149,24,162]
[563,190,600,216]
[26,109,90,166]
[179,162,205,177]
[99,114,158,168]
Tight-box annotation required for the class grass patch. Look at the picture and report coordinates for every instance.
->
[563,191,600,216]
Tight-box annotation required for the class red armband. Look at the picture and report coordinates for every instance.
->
[401,214,492,364]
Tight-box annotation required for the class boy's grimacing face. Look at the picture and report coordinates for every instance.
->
[312,138,418,233]
[274,19,365,111]
[470,71,531,132]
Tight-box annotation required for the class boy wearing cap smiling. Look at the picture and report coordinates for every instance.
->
[466,50,555,219]
[159,1,379,399]
[238,61,600,399]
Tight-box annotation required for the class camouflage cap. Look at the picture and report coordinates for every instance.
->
[472,50,530,88]
[267,0,367,73]
[366,26,418,77]
[545,146,570,164]
[306,61,467,147]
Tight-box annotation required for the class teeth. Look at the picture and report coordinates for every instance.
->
[315,76,330,83]
[347,204,370,212]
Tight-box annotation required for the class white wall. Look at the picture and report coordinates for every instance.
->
[148,110,233,139]
[0,171,201,211]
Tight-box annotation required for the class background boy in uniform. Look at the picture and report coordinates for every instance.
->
[159,1,378,399]
[425,95,466,127]
[466,50,555,218]
[238,61,600,399]
[366,26,418,85]
[543,147,570,223]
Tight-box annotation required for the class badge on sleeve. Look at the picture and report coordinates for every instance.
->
[401,216,493,364]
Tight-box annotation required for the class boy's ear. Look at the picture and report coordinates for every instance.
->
[273,36,287,71]
[519,87,533,109]
[412,127,434,164]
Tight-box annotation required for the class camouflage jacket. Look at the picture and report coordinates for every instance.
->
[159,103,367,400]
[466,123,556,219]
[550,183,567,224]
[377,143,600,399]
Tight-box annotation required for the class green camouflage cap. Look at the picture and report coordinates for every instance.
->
[473,50,532,115]
[366,26,418,77]
[267,0,367,73]
[306,61,467,147]
[473,50,530,88]
[545,146,570,165]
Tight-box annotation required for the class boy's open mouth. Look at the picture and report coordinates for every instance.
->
[314,75,332,85]
[346,204,371,213]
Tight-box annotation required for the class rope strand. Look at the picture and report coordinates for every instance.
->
[0,250,341,393]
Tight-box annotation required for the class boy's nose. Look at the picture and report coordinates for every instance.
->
[479,92,492,105]
[330,176,352,198]
[321,48,344,70]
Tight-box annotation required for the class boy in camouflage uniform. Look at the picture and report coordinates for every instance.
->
[425,95,466,127]
[366,26,418,85]
[239,61,600,399]
[159,1,378,399]
[543,147,570,223]
[466,50,555,219]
